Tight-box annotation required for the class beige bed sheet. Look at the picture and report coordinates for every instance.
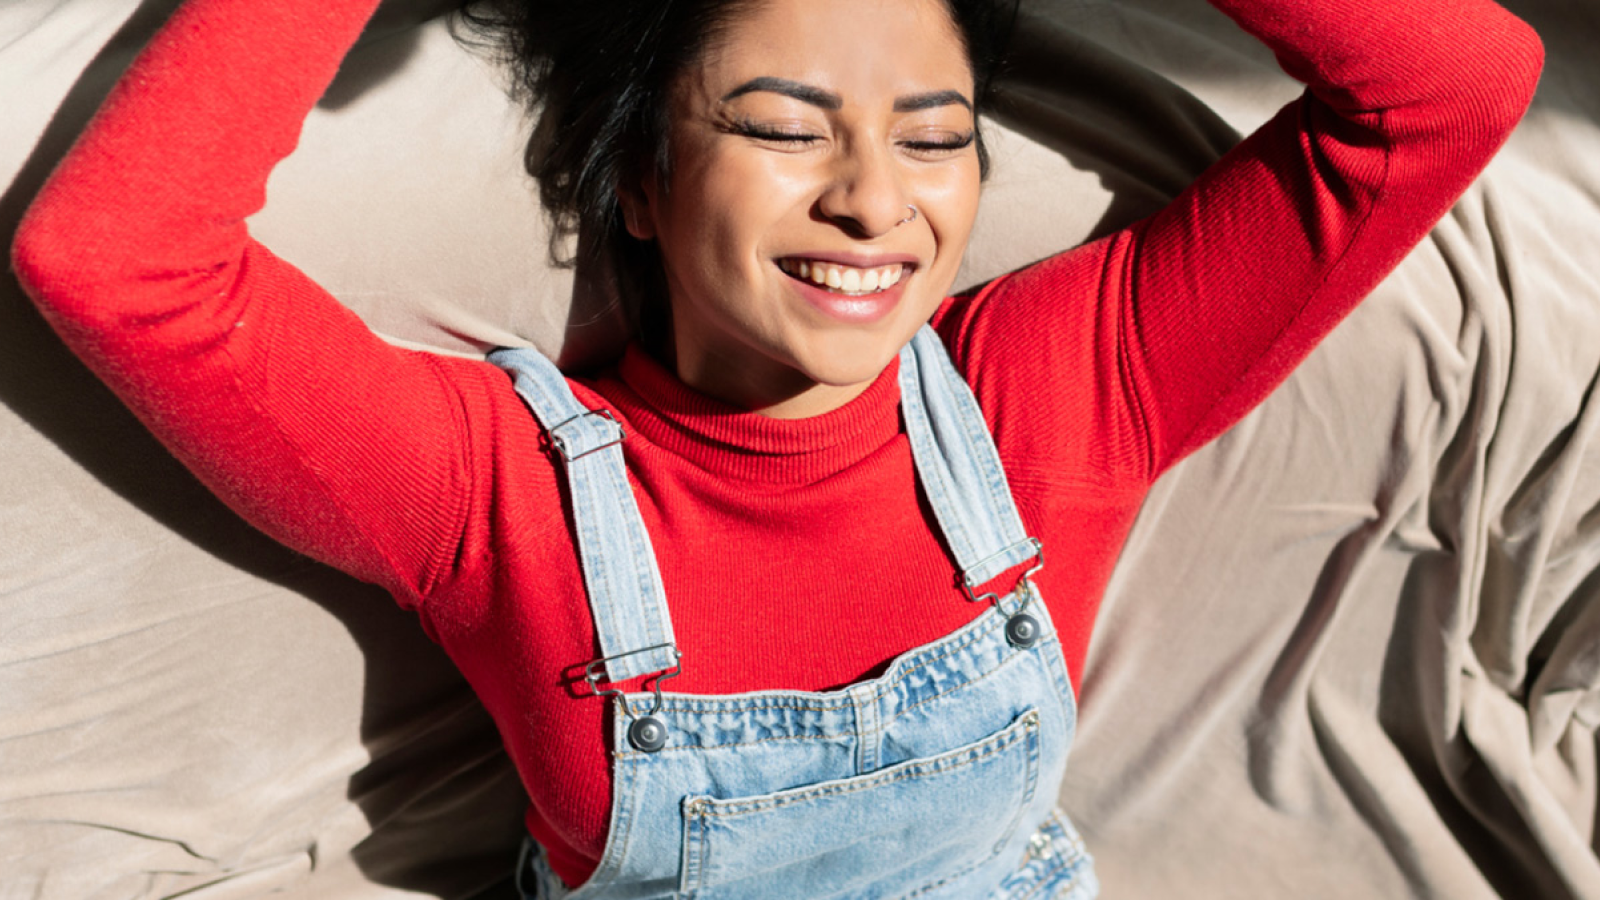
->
[1,0,1595,897]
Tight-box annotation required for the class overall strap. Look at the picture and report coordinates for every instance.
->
[898,326,1040,596]
[488,347,678,683]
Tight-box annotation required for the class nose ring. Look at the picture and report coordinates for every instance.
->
[898,205,919,226]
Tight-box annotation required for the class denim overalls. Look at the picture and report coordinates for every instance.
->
[491,327,1097,899]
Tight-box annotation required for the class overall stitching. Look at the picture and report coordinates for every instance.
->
[611,619,1052,760]
[689,712,1035,818]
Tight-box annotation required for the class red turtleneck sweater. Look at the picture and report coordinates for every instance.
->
[11,0,1541,886]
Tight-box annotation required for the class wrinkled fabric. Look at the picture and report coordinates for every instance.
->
[1052,2,1600,897]
[0,0,1594,898]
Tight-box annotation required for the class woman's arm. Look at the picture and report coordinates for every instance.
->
[10,0,496,607]
[941,0,1544,480]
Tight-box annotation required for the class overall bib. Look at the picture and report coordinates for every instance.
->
[491,327,1097,899]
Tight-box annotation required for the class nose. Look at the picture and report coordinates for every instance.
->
[815,141,911,238]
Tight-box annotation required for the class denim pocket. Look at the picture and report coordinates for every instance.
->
[678,707,1041,900]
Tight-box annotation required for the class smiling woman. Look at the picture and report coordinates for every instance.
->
[463,0,1006,416]
[621,0,984,416]
[8,0,1544,896]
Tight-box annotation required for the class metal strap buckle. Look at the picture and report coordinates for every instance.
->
[551,409,625,461]
[580,643,683,718]
[960,537,1044,606]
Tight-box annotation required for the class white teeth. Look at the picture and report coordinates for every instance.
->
[780,259,909,295]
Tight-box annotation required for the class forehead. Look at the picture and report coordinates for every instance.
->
[691,0,974,101]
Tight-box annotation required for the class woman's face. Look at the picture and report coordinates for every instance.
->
[620,0,982,418]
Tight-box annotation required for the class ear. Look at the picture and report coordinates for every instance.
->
[616,170,658,241]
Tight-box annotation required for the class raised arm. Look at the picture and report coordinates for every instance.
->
[941,0,1543,480]
[10,0,493,607]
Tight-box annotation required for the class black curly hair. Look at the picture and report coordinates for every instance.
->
[457,0,1017,334]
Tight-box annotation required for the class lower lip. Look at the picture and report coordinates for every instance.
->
[783,270,907,324]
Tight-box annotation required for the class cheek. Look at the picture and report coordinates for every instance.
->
[925,165,983,264]
[933,155,984,217]
[663,156,805,278]
[713,156,820,239]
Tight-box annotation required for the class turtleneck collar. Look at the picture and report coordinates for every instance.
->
[588,343,906,485]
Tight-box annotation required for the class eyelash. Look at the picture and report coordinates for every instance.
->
[727,119,975,154]
[903,134,976,153]
[728,120,819,143]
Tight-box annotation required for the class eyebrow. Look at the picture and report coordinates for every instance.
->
[892,90,972,113]
[722,77,841,110]
[720,77,973,114]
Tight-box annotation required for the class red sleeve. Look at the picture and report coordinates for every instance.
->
[9,0,487,608]
[938,0,1544,481]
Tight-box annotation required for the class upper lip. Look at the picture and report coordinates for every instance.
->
[775,250,921,270]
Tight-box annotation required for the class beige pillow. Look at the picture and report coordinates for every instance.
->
[5,0,1597,898]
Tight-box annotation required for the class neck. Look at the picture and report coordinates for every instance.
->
[745,381,876,419]
[657,341,875,420]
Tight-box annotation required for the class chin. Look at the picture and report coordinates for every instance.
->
[797,337,908,389]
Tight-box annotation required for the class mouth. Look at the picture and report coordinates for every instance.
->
[776,258,910,296]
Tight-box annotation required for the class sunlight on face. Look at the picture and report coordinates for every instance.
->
[619,0,982,418]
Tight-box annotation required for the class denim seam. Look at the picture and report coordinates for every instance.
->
[633,610,1011,719]
[679,797,707,896]
[614,732,851,759]
[896,711,1043,890]
[614,662,1023,758]
[613,635,1055,758]
[1002,814,1092,900]
[895,644,1046,720]
[850,682,881,776]
[573,734,641,898]
[689,715,1033,818]
[1008,847,1091,900]
[899,718,1043,900]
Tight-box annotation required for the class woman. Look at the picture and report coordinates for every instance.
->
[10,0,1542,896]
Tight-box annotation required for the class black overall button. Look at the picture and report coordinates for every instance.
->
[1005,613,1041,649]
[628,715,669,752]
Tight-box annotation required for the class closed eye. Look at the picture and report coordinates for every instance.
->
[725,118,822,145]
[900,132,975,156]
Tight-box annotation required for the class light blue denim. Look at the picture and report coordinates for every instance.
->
[490,326,1097,899]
